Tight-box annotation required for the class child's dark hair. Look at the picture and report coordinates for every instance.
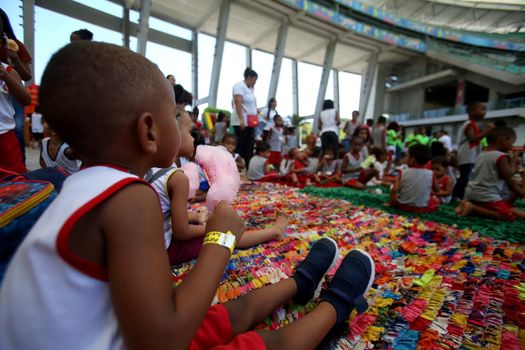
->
[71,29,93,41]
[217,111,226,122]
[486,126,516,145]
[286,126,295,134]
[323,146,335,156]
[222,133,237,144]
[273,114,282,122]
[39,42,166,157]
[430,140,447,158]
[387,121,399,131]
[174,84,193,105]
[244,67,258,79]
[377,115,387,125]
[408,144,431,165]
[371,147,387,159]
[256,141,271,154]
[322,99,334,110]
[431,156,449,167]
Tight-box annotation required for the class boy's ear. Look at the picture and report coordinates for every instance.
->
[136,112,158,155]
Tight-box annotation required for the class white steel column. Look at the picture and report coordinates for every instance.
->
[313,40,337,132]
[267,22,289,100]
[208,0,230,107]
[136,0,151,55]
[246,47,252,68]
[122,4,130,49]
[191,31,198,105]
[23,0,35,85]
[292,59,299,116]
[359,51,379,121]
[333,69,340,112]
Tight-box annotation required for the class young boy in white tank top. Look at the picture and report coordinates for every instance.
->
[0,42,375,350]
[456,126,525,220]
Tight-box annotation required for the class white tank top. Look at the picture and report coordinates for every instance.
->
[148,166,182,248]
[0,166,145,350]
[319,109,339,135]
[465,150,507,202]
[268,126,284,152]
[342,151,365,182]
[41,138,81,174]
[397,167,433,207]
[0,63,16,134]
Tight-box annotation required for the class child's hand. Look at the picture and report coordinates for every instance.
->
[0,64,9,80]
[206,202,245,242]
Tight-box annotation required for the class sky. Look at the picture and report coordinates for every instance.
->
[3,0,361,120]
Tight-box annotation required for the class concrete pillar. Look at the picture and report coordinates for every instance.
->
[333,69,340,112]
[122,6,130,49]
[246,47,252,68]
[454,78,465,113]
[191,31,198,105]
[292,59,299,116]
[359,51,379,122]
[268,22,289,100]
[136,0,151,55]
[313,40,337,132]
[22,0,35,85]
[371,63,389,122]
[208,0,231,107]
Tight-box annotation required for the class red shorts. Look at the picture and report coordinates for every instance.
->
[473,200,516,221]
[344,170,367,187]
[190,304,266,350]
[395,196,439,213]
[267,151,282,168]
[0,130,27,174]
[167,236,204,265]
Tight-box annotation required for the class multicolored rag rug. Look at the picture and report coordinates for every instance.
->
[172,182,525,349]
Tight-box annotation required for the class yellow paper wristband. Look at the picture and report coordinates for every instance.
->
[203,231,236,255]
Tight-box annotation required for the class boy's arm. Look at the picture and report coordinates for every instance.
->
[169,172,206,240]
[466,123,494,142]
[105,185,244,349]
[235,157,245,170]
[498,156,525,198]
[265,128,272,141]
[0,65,31,105]
[6,50,32,81]
[388,175,401,205]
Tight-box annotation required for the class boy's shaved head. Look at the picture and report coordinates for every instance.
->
[39,42,170,159]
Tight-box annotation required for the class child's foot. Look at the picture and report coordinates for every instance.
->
[455,200,473,217]
[321,249,375,324]
[293,238,339,304]
[305,179,312,186]
[271,212,289,240]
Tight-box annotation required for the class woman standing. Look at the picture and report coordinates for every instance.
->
[231,67,258,167]
[318,99,340,154]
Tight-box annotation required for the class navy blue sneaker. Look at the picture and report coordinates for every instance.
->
[293,238,339,304]
[321,249,375,324]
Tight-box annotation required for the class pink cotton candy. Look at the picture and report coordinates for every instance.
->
[180,162,200,199]
[195,145,240,212]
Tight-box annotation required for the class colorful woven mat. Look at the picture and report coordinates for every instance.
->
[301,185,525,243]
[172,182,525,349]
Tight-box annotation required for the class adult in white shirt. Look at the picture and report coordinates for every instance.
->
[438,130,452,151]
[318,99,341,154]
[231,67,258,166]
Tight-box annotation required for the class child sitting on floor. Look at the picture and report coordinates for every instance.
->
[341,136,374,189]
[247,141,275,181]
[40,119,81,174]
[149,111,288,265]
[314,147,341,184]
[456,126,525,220]
[288,147,312,186]
[220,133,246,173]
[388,144,440,213]
[0,41,375,349]
[431,156,453,204]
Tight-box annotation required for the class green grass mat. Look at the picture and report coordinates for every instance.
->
[301,186,525,243]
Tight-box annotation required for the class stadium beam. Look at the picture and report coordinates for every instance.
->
[208,0,231,107]
[137,0,151,56]
[268,22,289,101]
[192,30,198,105]
[313,40,337,133]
